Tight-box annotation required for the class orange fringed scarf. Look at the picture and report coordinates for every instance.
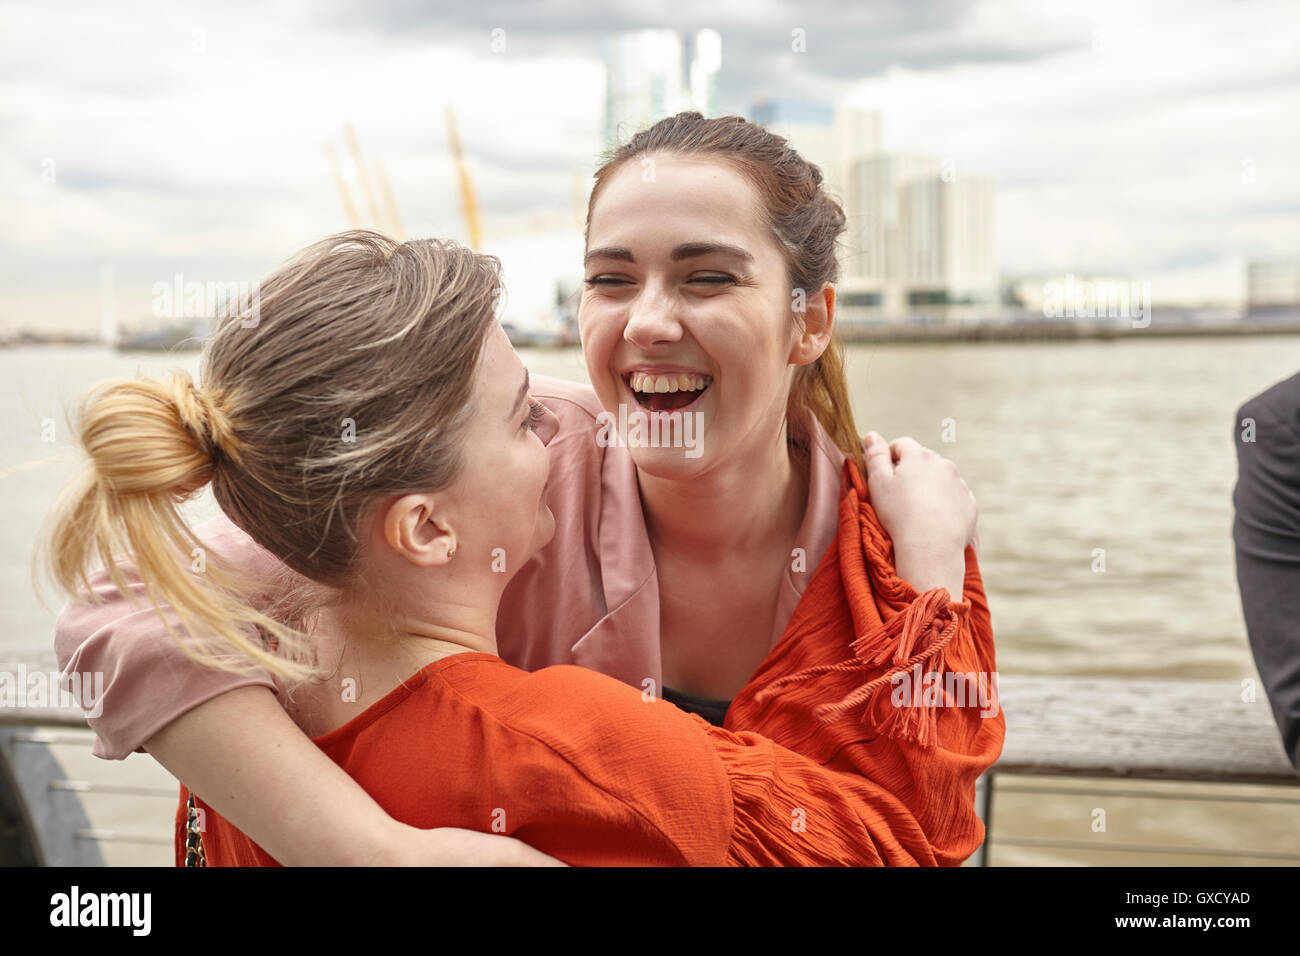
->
[729,458,1005,864]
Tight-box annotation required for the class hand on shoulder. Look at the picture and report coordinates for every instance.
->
[861,431,979,559]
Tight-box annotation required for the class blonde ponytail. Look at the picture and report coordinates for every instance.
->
[42,372,317,684]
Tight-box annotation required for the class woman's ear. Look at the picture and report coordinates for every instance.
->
[379,493,455,567]
[789,283,835,366]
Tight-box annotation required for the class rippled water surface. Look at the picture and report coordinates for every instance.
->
[3,337,1297,686]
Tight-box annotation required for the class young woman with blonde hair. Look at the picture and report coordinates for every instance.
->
[53,113,1001,865]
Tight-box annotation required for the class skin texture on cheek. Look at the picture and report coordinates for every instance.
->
[444,328,554,570]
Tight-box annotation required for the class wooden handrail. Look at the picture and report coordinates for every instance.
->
[992,674,1297,785]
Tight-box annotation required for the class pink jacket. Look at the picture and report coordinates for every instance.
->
[55,375,847,759]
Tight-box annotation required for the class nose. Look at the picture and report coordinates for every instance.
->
[536,401,561,446]
[623,285,683,349]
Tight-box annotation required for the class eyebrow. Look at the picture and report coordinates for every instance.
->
[510,368,530,421]
[583,242,755,266]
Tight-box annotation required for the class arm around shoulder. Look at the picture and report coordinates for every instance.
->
[147,686,562,866]
[53,513,282,759]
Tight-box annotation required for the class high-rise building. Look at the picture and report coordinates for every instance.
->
[603,30,721,150]
[756,99,998,323]
[751,99,880,202]
[845,154,940,283]
[844,160,997,321]
[897,173,998,312]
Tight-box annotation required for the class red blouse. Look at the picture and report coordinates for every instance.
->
[176,461,1005,866]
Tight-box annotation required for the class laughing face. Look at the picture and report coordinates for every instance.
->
[580,154,817,479]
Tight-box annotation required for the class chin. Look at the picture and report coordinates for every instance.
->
[627,445,709,479]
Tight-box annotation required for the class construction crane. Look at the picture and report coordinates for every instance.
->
[372,158,405,239]
[325,115,585,262]
[445,107,482,251]
[326,124,405,240]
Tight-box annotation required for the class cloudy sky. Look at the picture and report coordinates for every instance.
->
[2,0,1297,333]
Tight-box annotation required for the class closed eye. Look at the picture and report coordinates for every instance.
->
[524,399,546,432]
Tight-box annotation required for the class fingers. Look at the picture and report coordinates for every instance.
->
[863,431,894,482]
[866,432,964,476]
[888,436,937,466]
[887,437,965,478]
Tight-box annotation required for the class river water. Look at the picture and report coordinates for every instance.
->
[2,337,1297,865]
[7,337,1290,679]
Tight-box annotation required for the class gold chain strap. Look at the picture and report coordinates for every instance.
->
[184,792,207,867]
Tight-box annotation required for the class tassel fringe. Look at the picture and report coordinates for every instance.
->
[752,585,969,749]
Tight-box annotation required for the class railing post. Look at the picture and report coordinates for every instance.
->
[970,771,994,867]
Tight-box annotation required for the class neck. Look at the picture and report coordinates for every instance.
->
[637,415,810,566]
[321,585,502,686]
[286,576,505,737]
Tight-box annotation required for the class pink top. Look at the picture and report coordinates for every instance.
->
[55,375,847,759]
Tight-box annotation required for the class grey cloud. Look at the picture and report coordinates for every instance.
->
[313,0,1079,111]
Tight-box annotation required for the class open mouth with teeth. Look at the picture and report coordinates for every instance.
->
[625,371,713,413]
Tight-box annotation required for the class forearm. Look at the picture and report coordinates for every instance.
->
[894,544,966,603]
[145,686,408,866]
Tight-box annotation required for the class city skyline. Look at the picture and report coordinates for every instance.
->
[2,0,1297,334]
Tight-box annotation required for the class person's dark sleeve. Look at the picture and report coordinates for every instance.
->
[1233,371,1300,772]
